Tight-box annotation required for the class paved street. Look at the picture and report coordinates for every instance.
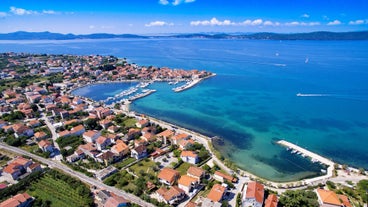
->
[0,142,154,207]
[41,113,63,161]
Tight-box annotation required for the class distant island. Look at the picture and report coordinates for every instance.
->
[0,30,368,40]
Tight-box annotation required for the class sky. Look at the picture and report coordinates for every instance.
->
[0,0,368,34]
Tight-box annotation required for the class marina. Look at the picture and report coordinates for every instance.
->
[277,140,334,179]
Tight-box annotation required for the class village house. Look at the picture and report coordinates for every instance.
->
[158,168,180,186]
[96,136,111,151]
[111,140,130,157]
[95,107,112,119]
[264,194,278,207]
[34,131,48,141]
[83,130,101,143]
[156,186,186,205]
[214,171,238,183]
[316,188,352,207]
[27,162,42,173]
[70,124,85,136]
[66,149,85,162]
[136,119,149,128]
[187,166,205,181]
[126,128,141,141]
[0,192,33,207]
[27,119,41,128]
[178,175,199,193]
[131,145,147,160]
[97,151,116,166]
[1,157,34,180]
[38,140,54,153]
[170,133,190,145]
[141,132,156,143]
[178,139,195,150]
[104,194,130,207]
[156,129,174,145]
[78,143,99,159]
[242,181,264,207]
[107,125,119,133]
[99,119,112,129]
[12,123,34,138]
[180,150,199,165]
[203,183,227,207]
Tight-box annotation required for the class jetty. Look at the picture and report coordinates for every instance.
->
[128,89,156,101]
[173,79,201,92]
[173,73,216,92]
[277,140,335,184]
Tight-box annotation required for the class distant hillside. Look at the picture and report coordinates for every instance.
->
[0,31,146,40]
[0,31,367,40]
[171,31,368,40]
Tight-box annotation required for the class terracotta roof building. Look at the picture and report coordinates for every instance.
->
[207,183,227,203]
[264,194,278,207]
[242,181,264,207]
[158,168,180,186]
[0,192,33,207]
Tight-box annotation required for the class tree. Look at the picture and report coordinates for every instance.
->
[357,180,368,204]
[84,118,101,130]
[279,190,319,207]
[114,103,121,109]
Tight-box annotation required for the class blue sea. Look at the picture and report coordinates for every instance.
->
[1,38,367,181]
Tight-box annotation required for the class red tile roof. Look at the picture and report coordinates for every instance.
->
[246,182,264,204]
[317,189,341,206]
[187,166,204,178]
[158,168,180,185]
[264,194,278,207]
[207,183,226,202]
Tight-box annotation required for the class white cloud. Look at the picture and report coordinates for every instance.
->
[160,0,195,6]
[190,18,235,26]
[349,19,365,25]
[145,21,174,27]
[327,20,341,25]
[285,21,320,26]
[89,25,95,29]
[9,6,58,16]
[173,0,196,5]
[10,6,37,15]
[42,10,57,14]
[158,0,169,5]
[301,14,310,18]
[0,12,7,17]
[263,21,280,26]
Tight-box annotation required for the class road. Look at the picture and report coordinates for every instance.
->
[40,112,63,161]
[0,142,154,207]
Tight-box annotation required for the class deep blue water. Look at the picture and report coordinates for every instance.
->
[1,39,367,181]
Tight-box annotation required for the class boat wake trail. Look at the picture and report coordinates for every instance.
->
[296,93,368,101]
[296,93,331,97]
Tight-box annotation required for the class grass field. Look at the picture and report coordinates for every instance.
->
[129,158,157,176]
[123,118,137,128]
[175,162,192,175]
[28,174,90,207]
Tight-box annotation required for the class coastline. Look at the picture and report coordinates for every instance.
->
[69,75,366,190]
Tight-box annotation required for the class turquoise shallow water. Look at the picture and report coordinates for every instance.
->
[1,39,368,181]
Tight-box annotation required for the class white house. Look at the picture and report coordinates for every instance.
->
[242,182,264,207]
[83,130,101,143]
[180,151,199,165]
[178,175,199,193]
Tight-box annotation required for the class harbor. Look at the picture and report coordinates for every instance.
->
[277,140,334,184]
